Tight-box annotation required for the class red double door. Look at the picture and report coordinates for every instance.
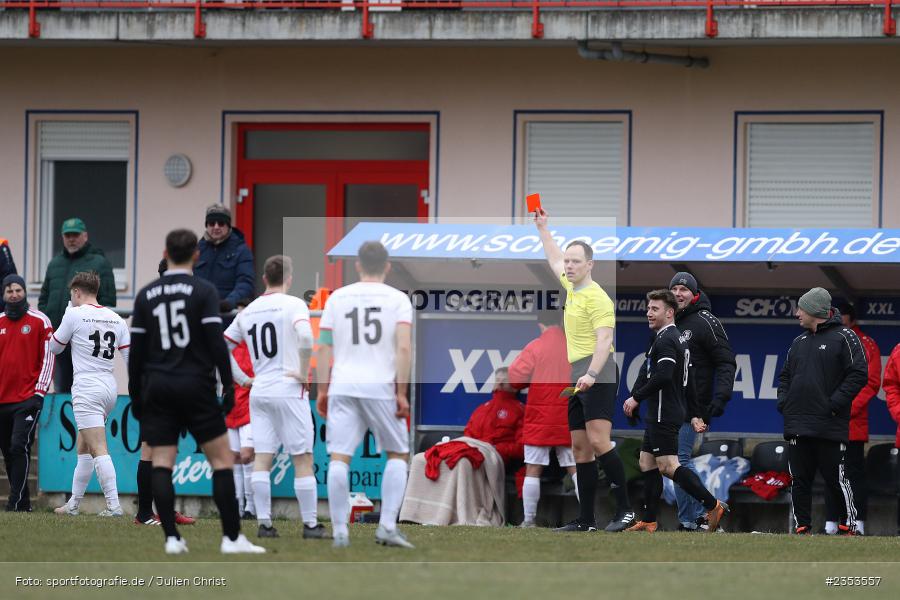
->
[234,123,429,294]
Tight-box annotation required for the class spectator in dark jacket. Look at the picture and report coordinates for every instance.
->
[38,218,116,393]
[194,205,255,314]
[669,272,736,531]
[0,238,17,312]
[777,287,868,535]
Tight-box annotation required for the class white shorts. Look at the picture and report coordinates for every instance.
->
[524,444,576,468]
[72,383,117,431]
[228,424,254,453]
[249,395,314,456]
[326,395,409,456]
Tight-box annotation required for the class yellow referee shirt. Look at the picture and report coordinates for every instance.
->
[559,272,615,363]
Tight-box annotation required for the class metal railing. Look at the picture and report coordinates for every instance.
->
[0,1,896,40]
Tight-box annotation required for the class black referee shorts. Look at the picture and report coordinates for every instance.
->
[568,356,619,431]
[141,374,226,447]
[641,417,681,457]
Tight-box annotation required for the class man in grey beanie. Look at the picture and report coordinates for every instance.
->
[777,287,868,534]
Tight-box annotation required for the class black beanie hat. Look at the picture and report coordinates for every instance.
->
[669,272,698,295]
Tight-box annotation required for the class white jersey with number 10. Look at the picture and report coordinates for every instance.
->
[320,282,412,401]
[224,292,312,398]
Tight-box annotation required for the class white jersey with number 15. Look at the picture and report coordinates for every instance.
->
[320,282,412,400]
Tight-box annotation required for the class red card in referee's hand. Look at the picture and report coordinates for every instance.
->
[526,193,542,213]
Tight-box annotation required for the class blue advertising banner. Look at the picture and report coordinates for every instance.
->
[330,223,900,264]
[38,397,388,499]
[416,308,900,437]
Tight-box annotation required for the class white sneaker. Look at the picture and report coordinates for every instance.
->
[164,536,189,555]
[374,524,415,549]
[54,503,79,516]
[221,534,266,554]
[98,507,124,517]
[332,531,350,548]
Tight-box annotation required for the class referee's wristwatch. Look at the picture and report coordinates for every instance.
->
[586,369,599,379]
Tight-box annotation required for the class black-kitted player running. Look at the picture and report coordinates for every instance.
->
[128,229,264,554]
[622,289,728,533]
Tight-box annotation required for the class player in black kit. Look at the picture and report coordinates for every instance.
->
[128,229,264,555]
[622,289,728,533]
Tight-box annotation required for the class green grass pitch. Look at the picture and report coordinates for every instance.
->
[1,512,898,600]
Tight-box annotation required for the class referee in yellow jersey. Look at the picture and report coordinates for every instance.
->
[535,208,635,532]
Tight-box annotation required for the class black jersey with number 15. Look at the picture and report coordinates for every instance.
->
[129,271,232,387]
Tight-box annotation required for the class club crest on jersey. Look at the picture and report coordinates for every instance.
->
[497,409,508,419]
[21,325,31,334]
[679,330,692,344]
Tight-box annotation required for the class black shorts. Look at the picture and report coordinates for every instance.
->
[641,417,681,457]
[567,356,619,431]
[140,374,226,447]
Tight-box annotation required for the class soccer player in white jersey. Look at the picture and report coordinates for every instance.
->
[316,241,414,549]
[50,271,130,517]
[224,255,328,540]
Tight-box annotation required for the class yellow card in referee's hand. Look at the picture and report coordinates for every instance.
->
[559,386,578,398]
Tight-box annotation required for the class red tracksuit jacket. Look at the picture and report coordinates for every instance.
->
[507,325,571,447]
[881,344,900,447]
[225,341,253,429]
[848,325,881,442]
[463,390,525,465]
[0,309,54,403]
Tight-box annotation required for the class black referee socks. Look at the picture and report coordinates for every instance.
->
[597,449,631,512]
[151,467,178,539]
[212,469,241,542]
[673,466,717,511]
[575,461,598,525]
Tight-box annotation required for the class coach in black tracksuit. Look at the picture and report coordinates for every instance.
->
[777,287,867,535]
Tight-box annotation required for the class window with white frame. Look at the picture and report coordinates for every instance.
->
[744,121,878,227]
[36,120,133,289]
[523,120,626,222]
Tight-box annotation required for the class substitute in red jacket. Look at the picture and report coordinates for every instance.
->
[824,303,882,535]
[463,367,524,466]
[0,274,54,511]
[227,299,256,518]
[508,309,574,527]
[882,344,900,536]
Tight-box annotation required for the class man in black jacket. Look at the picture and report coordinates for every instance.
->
[670,272,736,530]
[778,287,868,535]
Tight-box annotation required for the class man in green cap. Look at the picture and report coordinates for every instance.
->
[38,217,116,393]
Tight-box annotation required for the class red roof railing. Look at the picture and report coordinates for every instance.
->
[0,1,895,41]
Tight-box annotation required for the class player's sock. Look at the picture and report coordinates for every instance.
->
[571,472,579,503]
[522,476,541,523]
[379,458,408,532]
[328,461,350,537]
[242,463,255,515]
[574,461,598,524]
[597,448,631,512]
[69,453,94,509]
[136,460,154,518]
[233,466,245,514]
[641,468,663,523]
[294,476,318,527]
[825,520,839,535]
[212,469,241,542]
[251,471,272,527]
[151,467,179,539]
[672,466,717,511]
[93,454,121,511]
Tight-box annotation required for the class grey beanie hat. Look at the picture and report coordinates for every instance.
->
[798,287,832,319]
[669,272,698,295]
